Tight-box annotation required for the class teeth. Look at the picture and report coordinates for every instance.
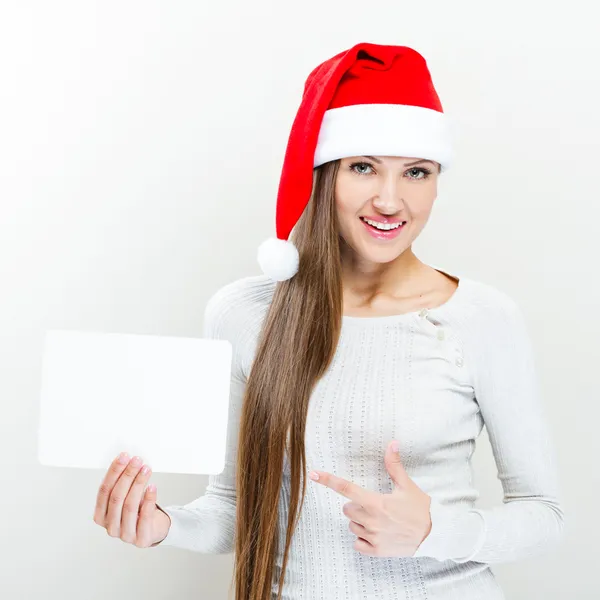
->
[362,217,404,231]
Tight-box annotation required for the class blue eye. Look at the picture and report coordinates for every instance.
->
[348,162,432,180]
[348,162,374,175]
[406,167,432,180]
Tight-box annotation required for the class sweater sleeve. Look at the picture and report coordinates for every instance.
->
[152,287,246,553]
[412,295,565,564]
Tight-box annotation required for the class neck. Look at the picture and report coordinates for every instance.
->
[340,246,430,298]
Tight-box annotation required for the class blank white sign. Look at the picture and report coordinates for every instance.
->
[37,329,232,475]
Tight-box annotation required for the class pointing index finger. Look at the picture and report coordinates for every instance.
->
[309,470,371,505]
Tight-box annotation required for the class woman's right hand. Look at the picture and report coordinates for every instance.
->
[93,452,171,548]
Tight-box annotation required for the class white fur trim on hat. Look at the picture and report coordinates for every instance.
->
[257,237,300,282]
[313,103,453,170]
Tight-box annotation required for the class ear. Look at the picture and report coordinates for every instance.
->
[384,440,410,488]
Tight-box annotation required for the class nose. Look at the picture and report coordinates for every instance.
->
[371,176,406,214]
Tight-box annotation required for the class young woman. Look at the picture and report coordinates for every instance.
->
[95,42,564,600]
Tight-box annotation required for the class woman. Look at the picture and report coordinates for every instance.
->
[96,43,564,599]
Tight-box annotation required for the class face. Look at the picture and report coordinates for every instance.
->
[334,155,440,268]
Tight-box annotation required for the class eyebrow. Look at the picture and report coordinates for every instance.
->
[362,156,435,167]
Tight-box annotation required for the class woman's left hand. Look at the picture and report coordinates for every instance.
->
[308,440,432,558]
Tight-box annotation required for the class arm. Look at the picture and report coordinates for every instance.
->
[152,288,247,553]
[413,295,565,563]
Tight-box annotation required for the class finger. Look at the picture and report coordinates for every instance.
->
[354,536,378,556]
[105,456,145,537]
[309,470,372,505]
[93,452,131,526]
[349,520,370,539]
[342,501,369,526]
[384,440,410,488]
[120,463,152,543]
[136,484,158,548]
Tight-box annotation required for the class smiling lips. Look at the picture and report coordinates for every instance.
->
[360,215,405,225]
[360,216,406,239]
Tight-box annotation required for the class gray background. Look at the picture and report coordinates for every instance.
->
[1,1,596,598]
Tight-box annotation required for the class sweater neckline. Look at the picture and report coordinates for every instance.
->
[341,268,470,326]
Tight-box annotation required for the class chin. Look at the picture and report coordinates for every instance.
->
[356,245,407,265]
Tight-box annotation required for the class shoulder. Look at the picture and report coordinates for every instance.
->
[464,277,516,308]
[456,276,532,350]
[203,274,277,342]
[460,276,524,320]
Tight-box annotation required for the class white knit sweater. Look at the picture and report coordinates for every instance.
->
[156,272,564,599]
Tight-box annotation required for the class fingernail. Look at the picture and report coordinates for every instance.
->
[309,471,319,481]
[118,452,129,464]
[391,441,400,453]
[141,464,151,475]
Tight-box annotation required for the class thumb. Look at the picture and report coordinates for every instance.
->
[384,440,410,488]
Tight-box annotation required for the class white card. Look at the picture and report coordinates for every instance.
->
[37,329,232,475]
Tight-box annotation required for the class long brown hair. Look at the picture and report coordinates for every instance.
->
[232,158,343,600]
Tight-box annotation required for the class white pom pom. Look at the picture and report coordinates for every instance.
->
[257,237,299,282]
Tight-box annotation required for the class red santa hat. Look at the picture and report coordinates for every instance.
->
[257,42,453,282]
